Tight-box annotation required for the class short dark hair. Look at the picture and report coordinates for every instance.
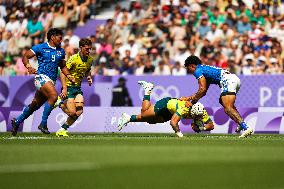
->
[79,38,92,47]
[47,28,63,41]
[184,55,202,67]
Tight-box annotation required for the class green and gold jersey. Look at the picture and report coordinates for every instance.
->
[65,53,93,86]
[166,99,211,123]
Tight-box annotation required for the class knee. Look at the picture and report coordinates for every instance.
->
[49,94,58,103]
[68,110,77,117]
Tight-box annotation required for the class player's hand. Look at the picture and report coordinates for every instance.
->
[27,67,37,74]
[87,76,93,86]
[191,123,201,133]
[60,88,67,99]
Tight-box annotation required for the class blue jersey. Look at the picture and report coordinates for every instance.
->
[193,64,222,85]
[31,42,65,82]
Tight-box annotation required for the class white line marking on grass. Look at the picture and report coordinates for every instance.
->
[0,162,100,173]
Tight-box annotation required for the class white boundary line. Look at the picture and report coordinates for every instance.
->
[0,162,100,173]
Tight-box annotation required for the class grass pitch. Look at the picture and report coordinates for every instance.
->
[0,133,284,189]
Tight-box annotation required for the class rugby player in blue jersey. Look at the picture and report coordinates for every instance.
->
[181,55,253,138]
[11,28,75,136]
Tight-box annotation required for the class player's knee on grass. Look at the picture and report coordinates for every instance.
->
[204,122,214,131]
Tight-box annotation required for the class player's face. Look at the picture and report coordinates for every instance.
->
[52,35,63,47]
[81,45,92,56]
[186,64,196,74]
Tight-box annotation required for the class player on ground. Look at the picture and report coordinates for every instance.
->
[118,81,214,137]
[181,55,253,138]
[11,28,75,136]
[55,38,93,137]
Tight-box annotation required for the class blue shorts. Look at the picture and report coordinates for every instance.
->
[34,74,55,90]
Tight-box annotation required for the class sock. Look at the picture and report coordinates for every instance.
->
[130,115,137,122]
[240,121,248,130]
[143,95,150,101]
[61,123,69,130]
[15,106,33,124]
[40,103,53,127]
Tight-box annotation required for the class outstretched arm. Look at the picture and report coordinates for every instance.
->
[59,60,75,83]
[23,50,37,74]
[170,114,183,137]
[180,77,209,103]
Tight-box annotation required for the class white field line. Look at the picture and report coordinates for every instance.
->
[0,162,100,174]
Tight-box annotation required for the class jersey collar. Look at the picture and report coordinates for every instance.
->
[47,42,56,50]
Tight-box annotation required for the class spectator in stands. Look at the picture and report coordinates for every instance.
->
[0,32,7,54]
[154,60,171,75]
[26,15,44,42]
[5,14,20,36]
[237,16,251,34]
[14,47,29,75]
[143,56,155,75]
[2,56,15,76]
[172,61,187,76]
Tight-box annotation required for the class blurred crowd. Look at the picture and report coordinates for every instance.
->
[0,0,97,76]
[1,0,284,76]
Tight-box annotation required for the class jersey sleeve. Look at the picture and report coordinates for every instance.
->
[31,44,42,55]
[193,67,203,80]
[201,110,212,124]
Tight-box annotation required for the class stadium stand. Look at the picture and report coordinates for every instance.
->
[0,0,284,76]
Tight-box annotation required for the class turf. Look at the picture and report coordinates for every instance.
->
[0,133,284,189]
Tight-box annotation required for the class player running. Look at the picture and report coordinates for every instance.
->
[181,55,253,138]
[11,28,75,136]
[118,81,214,137]
[55,38,93,137]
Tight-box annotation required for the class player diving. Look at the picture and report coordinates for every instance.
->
[118,81,215,137]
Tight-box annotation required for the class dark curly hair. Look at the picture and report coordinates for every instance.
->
[47,28,63,41]
[184,55,202,67]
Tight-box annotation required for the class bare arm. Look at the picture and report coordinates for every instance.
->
[180,76,209,103]
[170,114,183,137]
[86,70,93,86]
[23,50,37,74]
[59,71,68,98]
[59,60,75,83]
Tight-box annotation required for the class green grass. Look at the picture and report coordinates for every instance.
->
[0,133,284,189]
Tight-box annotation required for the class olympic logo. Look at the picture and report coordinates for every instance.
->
[139,85,180,101]
[56,113,83,128]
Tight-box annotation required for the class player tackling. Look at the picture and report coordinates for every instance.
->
[55,38,93,137]
[181,55,253,138]
[118,81,215,137]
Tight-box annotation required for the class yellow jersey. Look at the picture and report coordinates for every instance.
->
[166,99,211,123]
[65,53,93,86]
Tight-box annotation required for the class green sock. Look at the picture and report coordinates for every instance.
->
[143,95,150,101]
[61,123,69,130]
[130,115,137,122]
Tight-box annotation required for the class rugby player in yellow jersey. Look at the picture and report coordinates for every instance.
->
[118,81,214,137]
[55,38,93,137]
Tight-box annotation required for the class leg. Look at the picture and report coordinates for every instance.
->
[220,95,243,125]
[38,81,58,133]
[12,90,47,136]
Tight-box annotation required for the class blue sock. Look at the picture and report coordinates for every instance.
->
[15,106,33,125]
[130,115,137,122]
[40,103,53,127]
[240,121,248,130]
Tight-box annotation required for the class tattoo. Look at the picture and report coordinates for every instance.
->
[225,108,243,125]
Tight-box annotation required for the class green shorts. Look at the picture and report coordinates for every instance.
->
[154,97,173,122]
[67,86,83,99]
